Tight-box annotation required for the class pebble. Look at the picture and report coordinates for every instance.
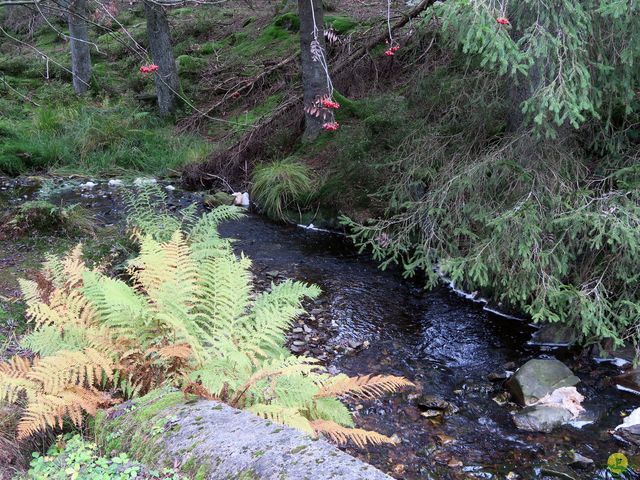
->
[292,340,306,346]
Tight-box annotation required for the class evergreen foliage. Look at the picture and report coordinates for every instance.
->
[432,0,639,138]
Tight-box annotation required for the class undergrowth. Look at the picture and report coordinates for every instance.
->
[251,157,314,221]
[24,434,182,479]
[0,102,210,176]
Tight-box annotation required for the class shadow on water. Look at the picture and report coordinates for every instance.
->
[219,214,638,480]
[1,177,637,479]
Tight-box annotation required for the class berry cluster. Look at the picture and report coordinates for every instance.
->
[321,98,341,109]
[322,121,340,132]
[384,45,401,57]
[139,64,159,74]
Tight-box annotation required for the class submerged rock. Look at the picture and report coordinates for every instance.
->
[615,369,640,395]
[416,394,459,415]
[204,192,235,208]
[568,452,593,469]
[528,324,575,347]
[507,359,580,406]
[512,405,573,433]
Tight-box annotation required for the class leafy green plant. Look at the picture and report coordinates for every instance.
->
[251,157,315,221]
[26,434,182,479]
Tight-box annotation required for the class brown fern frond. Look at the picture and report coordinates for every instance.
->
[315,374,414,400]
[16,387,114,440]
[154,343,192,360]
[0,356,36,379]
[311,420,399,448]
[183,382,215,400]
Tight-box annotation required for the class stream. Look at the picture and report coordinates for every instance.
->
[1,177,638,480]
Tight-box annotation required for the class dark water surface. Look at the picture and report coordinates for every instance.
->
[2,177,637,479]
[219,215,635,480]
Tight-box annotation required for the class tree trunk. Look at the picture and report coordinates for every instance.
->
[298,0,331,141]
[67,0,91,95]
[144,0,179,116]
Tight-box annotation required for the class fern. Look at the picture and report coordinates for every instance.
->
[311,420,398,448]
[2,194,413,445]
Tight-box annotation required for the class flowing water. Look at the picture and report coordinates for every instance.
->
[1,176,638,479]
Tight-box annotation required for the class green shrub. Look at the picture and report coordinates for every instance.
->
[251,158,315,221]
[26,434,182,479]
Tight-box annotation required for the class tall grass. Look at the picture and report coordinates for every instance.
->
[0,103,212,176]
[251,157,314,221]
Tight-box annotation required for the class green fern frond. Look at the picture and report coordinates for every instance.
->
[188,206,244,259]
[308,397,355,427]
[248,404,315,435]
[242,280,321,358]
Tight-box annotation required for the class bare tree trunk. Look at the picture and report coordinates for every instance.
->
[144,0,179,116]
[298,0,330,141]
[67,0,91,95]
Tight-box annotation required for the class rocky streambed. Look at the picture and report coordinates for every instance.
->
[1,176,639,479]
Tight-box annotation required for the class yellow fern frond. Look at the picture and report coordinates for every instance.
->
[60,244,87,289]
[311,420,398,448]
[18,279,42,307]
[315,374,414,400]
[27,349,114,395]
[0,356,36,379]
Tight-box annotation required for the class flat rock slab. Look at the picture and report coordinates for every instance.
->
[507,359,579,406]
[512,405,573,433]
[95,390,392,480]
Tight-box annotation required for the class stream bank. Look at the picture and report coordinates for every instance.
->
[0,176,638,479]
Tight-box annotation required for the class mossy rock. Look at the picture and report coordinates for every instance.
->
[204,192,235,208]
[324,15,357,34]
[94,390,392,480]
[274,12,300,32]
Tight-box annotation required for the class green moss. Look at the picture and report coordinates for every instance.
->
[288,445,308,455]
[177,55,209,76]
[252,450,265,458]
[325,15,358,34]
[194,465,210,480]
[274,12,300,32]
[233,469,259,480]
[131,391,185,423]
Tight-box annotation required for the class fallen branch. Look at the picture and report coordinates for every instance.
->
[179,53,298,132]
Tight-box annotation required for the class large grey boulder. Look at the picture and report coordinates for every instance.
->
[512,405,573,433]
[507,359,579,406]
[95,390,392,480]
